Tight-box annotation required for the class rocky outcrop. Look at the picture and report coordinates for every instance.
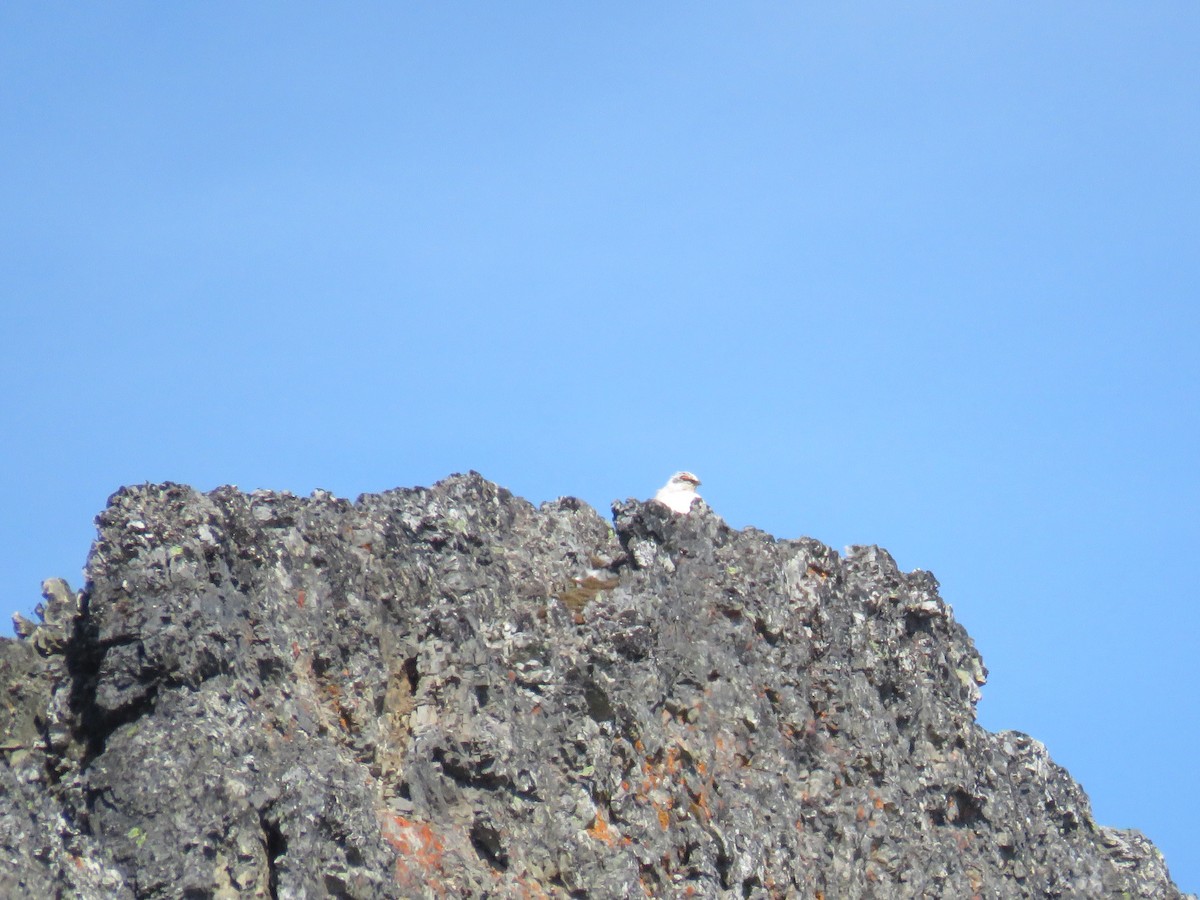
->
[1,473,1190,898]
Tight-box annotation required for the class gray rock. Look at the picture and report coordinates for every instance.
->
[0,473,1190,898]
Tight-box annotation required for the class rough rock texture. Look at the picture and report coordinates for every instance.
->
[1,472,1191,898]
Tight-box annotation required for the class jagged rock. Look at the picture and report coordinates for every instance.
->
[0,472,1191,898]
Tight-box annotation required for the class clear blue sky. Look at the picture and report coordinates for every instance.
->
[3,3,1197,890]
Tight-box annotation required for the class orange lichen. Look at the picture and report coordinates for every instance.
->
[664,746,682,775]
[587,810,616,846]
[382,815,449,891]
[510,874,553,900]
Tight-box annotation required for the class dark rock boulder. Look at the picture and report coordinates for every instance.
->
[0,472,1190,898]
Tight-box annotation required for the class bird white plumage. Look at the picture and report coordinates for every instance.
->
[654,471,702,514]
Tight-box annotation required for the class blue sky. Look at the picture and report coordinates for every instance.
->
[3,3,1198,889]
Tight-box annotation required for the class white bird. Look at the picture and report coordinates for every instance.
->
[654,471,702,514]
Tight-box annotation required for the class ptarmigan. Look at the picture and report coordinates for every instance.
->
[654,471,702,514]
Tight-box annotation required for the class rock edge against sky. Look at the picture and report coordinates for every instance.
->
[0,473,1190,898]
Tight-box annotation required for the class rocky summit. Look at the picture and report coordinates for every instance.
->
[0,473,1191,899]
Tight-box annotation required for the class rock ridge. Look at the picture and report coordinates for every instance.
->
[0,472,1190,898]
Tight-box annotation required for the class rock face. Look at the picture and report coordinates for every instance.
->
[0,473,1191,898]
